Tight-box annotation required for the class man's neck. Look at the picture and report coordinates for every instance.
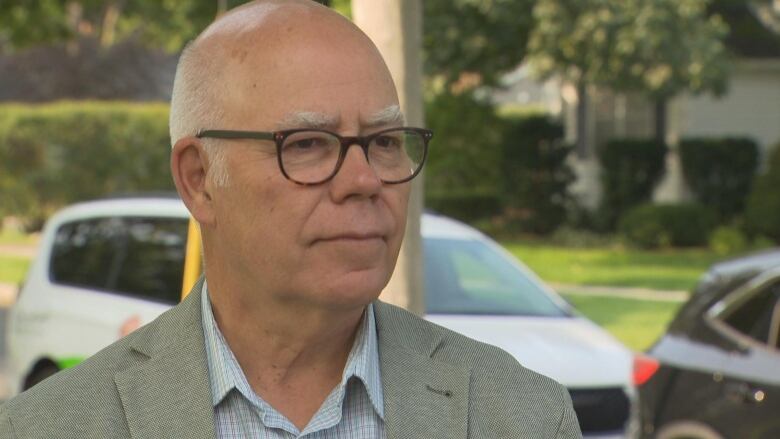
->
[206,278,367,430]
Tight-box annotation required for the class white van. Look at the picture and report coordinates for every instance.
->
[7,195,638,437]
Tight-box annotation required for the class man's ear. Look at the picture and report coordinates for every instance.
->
[171,137,216,226]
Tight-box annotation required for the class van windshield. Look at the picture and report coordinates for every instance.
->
[424,238,569,317]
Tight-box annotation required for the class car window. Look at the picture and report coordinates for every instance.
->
[50,217,188,304]
[424,237,568,317]
[720,279,780,347]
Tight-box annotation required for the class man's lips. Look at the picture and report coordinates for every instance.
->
[315,232,386,243]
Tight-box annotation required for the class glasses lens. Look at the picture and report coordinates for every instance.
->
[369,129,427,183]
[280,131,340,183]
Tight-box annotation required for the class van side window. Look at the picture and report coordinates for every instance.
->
[50,217,188,304]
[721,279,780,347]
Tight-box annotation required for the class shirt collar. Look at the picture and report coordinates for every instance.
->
[201,283,385,419]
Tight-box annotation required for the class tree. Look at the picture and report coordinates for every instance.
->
[527,0,729,151]
[527,0,626,156]
[0,1,245,52]
[423,0,536,89]
[611,0,729,143]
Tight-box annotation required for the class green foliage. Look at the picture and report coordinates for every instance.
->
[618,203,717,249]
[424,0,535,88]
[0,1,251,52]
[500,115,574,235]
[425,191,502,223]
[679,137,759,219]
[528,0,624,85]
[527,0,730,97]
[745,143,780,243]
[709,225,748,256]
[0,102,174,226]
[597,139,668,229]
[424,91,504,195]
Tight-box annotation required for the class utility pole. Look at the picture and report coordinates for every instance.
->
[352,0,425,315]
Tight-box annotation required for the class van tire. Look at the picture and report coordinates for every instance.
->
[23,361,60,391]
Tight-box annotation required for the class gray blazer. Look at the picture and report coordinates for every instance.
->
[0,281,581,438]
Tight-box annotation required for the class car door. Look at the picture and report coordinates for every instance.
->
[705,269,780,438]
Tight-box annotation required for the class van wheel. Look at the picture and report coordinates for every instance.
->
[23,362,60,391]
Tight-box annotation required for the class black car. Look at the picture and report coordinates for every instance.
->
[638,249,780,439]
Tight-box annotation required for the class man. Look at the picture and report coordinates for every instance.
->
[0,1,580,437]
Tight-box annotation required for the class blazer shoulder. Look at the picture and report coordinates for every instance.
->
[374,300,581,437]
[1,292,202,438]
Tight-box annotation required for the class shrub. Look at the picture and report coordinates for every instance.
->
[0,102,174,226]
[744,143,780,243]
[499,114,574,235]
[679,137,760,219]
[597,139,668,230]
[424,91,503,195]
[425,191,502,223]
[709,226,748,256]
[619,203,717,249]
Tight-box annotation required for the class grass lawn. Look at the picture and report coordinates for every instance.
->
[0,255,31,285]
[504,243,728,292]
[561,293,683,351]
[0,228,39,246]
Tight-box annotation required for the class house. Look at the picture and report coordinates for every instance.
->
[499,1,780,209]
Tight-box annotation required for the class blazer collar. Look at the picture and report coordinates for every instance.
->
[114,278,216,439]
[374,301,471,439]
[112,283,471,439]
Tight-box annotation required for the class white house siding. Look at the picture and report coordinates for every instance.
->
[675,59,780,158]
[654,59,780,202]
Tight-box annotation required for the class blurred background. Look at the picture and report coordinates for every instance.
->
[0,1,779,438]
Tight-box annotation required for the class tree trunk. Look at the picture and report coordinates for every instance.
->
[100,1,126,47]
[216,0,228,17]
[576,82,588,158]
[353,0,425,315]
[654,97,667,145]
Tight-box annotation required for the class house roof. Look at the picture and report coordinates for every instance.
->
[711,0,780,58]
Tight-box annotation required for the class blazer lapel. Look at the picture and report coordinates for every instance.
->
[375,302,471,439]
[114,280,216,439]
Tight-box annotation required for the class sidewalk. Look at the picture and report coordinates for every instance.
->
[0,244,37,258]
[0,283,16,309]
[550,282,689,302]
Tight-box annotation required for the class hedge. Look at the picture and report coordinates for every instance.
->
[499,114,574,235]
[424,91,503,195]
[0,102,174,227]
[679,137,759,219]
[618,203,718,249]
[744,142,780,242]
[597,138,668,230]
[425,191,502,223]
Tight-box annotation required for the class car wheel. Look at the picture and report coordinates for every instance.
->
[656,421,724,439]
[22,361,60,391]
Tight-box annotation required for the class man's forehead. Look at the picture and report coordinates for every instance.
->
[197,1,318,43]
[276,106,405,130]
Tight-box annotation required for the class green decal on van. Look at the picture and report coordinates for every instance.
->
[56,357,86,369]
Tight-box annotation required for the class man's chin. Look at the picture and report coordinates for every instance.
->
[312,269,390,309]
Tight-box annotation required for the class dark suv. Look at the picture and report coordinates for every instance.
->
[638,249,780,439]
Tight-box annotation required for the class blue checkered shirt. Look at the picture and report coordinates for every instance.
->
[201,285,386,438]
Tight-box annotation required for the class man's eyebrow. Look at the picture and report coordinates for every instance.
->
[363,105,405,128]
[276,111,340,130]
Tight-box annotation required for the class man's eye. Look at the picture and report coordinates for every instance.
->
[374,135,402,148]
[287,137,326,150]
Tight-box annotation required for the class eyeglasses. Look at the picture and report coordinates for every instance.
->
[196,127,432,185]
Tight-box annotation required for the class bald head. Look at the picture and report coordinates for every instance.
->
[170,1,396,186]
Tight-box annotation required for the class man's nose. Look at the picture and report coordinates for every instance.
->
[329,143,382,200]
